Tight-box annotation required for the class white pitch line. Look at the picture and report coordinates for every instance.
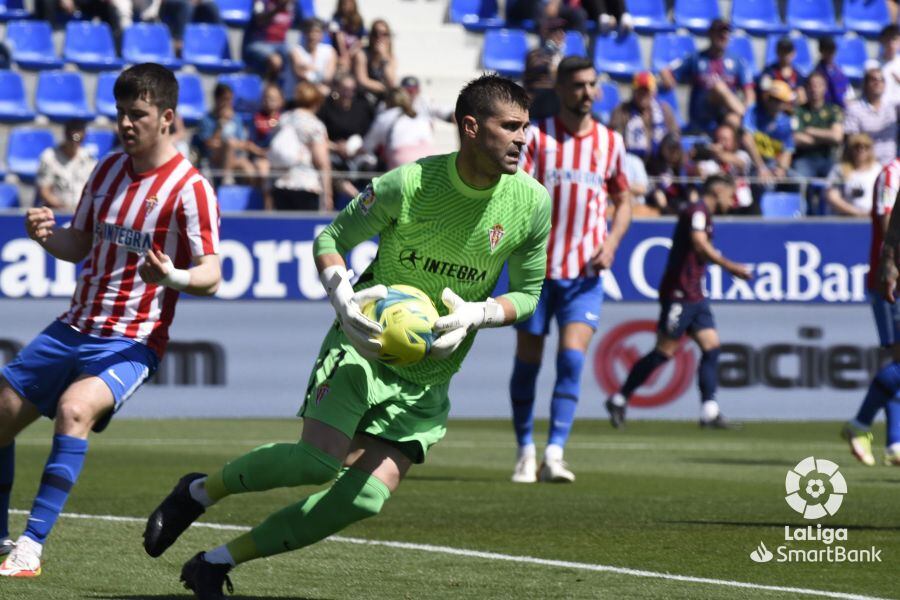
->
[9,509,890,600]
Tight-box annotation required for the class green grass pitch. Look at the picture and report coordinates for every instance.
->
[3,419,897,599]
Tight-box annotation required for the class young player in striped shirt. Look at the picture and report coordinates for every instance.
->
[0,63,222,577]
[842,157,900,466]
[510,56,632,483]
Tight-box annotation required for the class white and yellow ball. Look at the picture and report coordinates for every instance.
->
[362,285,439,367]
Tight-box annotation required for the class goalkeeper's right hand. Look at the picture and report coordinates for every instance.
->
[319,265,387,359]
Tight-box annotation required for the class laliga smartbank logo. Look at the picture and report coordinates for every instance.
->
[748,457,882,564]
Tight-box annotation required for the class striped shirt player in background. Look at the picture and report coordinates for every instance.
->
[0,63,222,577]
[510,56,632,484]
[605,174,751,429]
[842,157,900,467]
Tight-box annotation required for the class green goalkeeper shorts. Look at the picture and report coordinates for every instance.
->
[299,323,450,464]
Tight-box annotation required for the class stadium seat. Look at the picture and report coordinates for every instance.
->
[84,128,118,159]
[564,31,587,57]
[652,32,696,72]
[843,0,890,38]
[95,71,118,120]
[217,185,263,211]
[6,128,55,181]
[656,87,685,128]
[64,20,123,71]
[680,134,710,152]
[482,29,529,78]
[836,34,869,82]
[628,0,675,33]
[593,32,643,81]
[764,33,813,76]
[218,73,263,117]
[591,81,620,124]
[176,73,206,126]
[0,0,28,20]
[36,71,95,122]
[0,183,18,208]
[6,20,65,70]
[731,0,788,36]
[182,24,244,73]
[761,191,805,217]
[727,33,759,78]
[122,23,182,69]
[505,0,536,30]
[0,70,36,122]
[673,0,720,34]
[217,0,252,26]
[786,0,843,36]
[450,0,504,31]
[295,0,314,20]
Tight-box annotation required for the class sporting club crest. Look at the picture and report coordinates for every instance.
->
[488,223,505,253]
[144,195,159,216]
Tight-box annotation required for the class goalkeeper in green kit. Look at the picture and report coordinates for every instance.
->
[142,74,551,599]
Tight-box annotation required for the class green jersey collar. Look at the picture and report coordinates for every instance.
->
[448,152,507,199]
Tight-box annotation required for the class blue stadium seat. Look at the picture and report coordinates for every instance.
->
[652,32,696,72]
[0,183,18,208]
[219,73,263,116]
[786,0,843,36]
[7,128,55,181]
[182,23,244,73]
[95,71,117,119]
[6,20,65,70]
[295,0,314,20]
[836,34,869,82]
[217,185,263,211]
[761,191,805,217]
[764,33,813,75]
[564,31,587,57]
[122,23,182,69]
[505,0,536,30]
[450,0,504,31]
[217,0,252,26]
[482,29,529,78]
[628,0,675,33]
[0,0,29,21]
[84,129,117,159]
[656,87,685,128]
[843,0,890,38]
[0,70,36,122]
[727,33,759,78]
[680,134,710,152]
[64,20,123,71]
[673,0,720,34]
[593,32,643,81]
[591,81,620,124]
[36,71,94,122]
[176,73,206,126]
[731,0,788,36]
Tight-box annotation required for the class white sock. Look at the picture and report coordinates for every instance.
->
[15,535,42,558]
[849,419,870,432]
[888,442,900,455]
[203,545,235,566]
[700,400,720,422]
[544,444,564,462]
[189,477,215,508]
[517,443,536,460]
[610,392,626,407]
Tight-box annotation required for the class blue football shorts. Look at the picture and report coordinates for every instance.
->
[2,320,159,432]
[657,299,716,339]
[869,292,900,347]
[515,276,604,336]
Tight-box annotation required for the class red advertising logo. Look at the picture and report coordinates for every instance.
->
[593,320,696,408]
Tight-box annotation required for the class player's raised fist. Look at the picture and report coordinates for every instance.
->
[25,207,56,243]
[139,248,173,284]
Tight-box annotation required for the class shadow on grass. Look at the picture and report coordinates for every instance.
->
[404,474,497,483]
[662,519,900,532]
[681,457,795,467]
[93,595,326,600]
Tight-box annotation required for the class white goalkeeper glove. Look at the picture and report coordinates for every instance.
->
[320,265,387,360]
[430,288,505,360]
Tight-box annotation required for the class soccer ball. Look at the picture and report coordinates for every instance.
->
[362,285,439,367]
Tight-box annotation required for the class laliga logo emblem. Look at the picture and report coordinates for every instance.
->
[784,456,846,520]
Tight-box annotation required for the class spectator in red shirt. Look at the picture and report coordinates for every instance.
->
[242,0,294,81]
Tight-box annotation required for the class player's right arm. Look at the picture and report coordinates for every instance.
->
[879,186,900,302]
[25,207,92,263]
[690,228,751,281]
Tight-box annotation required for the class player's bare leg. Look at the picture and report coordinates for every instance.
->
[511,331,544,483]
[179,434,409,598]
[607,334,679,429]
[0,380,41,560]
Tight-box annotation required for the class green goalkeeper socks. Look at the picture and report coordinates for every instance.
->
[205,441,341,502]
[225,467,391,563]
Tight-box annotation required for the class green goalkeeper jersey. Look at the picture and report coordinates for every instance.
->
[314,152,551,386]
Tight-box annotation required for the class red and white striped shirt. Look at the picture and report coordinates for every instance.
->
[521,117,628,280]
[61,152,220,357]
[869,158,900,290]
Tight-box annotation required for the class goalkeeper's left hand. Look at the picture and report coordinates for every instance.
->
[430,288,505,359]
